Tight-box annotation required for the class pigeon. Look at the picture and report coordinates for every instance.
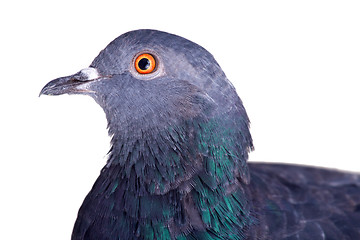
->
[40,29,360,240]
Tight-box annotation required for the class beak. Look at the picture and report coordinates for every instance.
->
[39,67,100,96]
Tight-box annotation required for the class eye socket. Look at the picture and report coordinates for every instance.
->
[134,53,156,74]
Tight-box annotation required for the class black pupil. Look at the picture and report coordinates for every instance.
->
[138,58,150,70]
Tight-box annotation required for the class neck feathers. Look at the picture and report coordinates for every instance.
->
[73,107,255,239]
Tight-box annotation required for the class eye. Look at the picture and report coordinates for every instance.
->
[134,53,156,74]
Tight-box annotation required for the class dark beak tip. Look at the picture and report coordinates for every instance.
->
[38,89,48,97]
[39,76,70,97]
[39,82,54,97]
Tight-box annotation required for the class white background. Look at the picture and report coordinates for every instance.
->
[1,1,359,239]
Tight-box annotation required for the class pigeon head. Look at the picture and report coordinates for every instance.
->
[41,29,253,188]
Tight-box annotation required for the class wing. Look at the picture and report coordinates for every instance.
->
[248,163,360,240]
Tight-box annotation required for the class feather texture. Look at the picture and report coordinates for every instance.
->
[40,29,360,240]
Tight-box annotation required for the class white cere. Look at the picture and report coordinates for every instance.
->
[79,67,100,81]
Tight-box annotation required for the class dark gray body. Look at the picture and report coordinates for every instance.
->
[249,163,360,239]
[40,29,360,239]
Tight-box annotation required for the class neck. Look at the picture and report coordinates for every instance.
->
[74,114,256,239]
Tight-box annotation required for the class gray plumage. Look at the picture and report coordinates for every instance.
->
[40,29,360,240]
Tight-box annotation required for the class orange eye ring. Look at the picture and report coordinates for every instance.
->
[134,53,156,74]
